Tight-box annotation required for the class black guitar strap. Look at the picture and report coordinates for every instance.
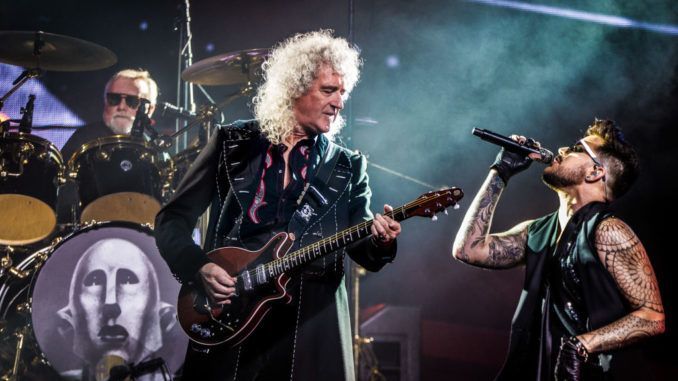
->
[288,141,349,236]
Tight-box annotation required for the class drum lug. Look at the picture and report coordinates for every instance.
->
[1,252,29,280]
[15,302,31,315]
[20,142,34,155]
[96,150,109,161]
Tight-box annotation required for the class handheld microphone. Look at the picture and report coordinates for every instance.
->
[472,128,553,164]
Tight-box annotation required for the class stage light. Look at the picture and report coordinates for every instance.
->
[466,0,678,36]
[385,54,400,68]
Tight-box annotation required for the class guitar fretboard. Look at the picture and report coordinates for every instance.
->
[239,189,459,280]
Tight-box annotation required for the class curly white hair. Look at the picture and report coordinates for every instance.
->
[253,29,362,144]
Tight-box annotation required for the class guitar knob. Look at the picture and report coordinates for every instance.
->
[431,215,438,222]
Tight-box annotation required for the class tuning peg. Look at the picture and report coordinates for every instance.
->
[431,215,438,222]
[444,209,448,215]
[454,204,460,210]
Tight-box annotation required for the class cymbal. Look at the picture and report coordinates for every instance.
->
[181,48,269,86]
[0,31,117,71]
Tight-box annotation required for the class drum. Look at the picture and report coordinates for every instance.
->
[0,132,64,246]
[0,221,187,380]
[171,145,201,190]
[68,136,173,225]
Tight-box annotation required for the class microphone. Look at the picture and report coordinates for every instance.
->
[18,94,36,133]
[130,99,152,139]
[108,357,167,380]
[158,102,196,119]
[472,128,553,164]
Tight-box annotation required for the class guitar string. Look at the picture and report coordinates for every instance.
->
[238,190,459,282]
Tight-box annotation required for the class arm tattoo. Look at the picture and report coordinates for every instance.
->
[577,218,666,353]
[579,314,665,353]
[595,218,664,313]
[453,172,528,268]
[488,229,529,267]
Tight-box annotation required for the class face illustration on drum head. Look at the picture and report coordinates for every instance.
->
[31,224,187,378]
[61,239,162,363]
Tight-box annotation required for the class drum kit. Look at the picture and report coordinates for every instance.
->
[0,31,268,380]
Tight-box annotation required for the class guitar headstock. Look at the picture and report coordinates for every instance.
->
[409,187,464,219]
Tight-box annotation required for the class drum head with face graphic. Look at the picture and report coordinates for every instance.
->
[31,222,187,379]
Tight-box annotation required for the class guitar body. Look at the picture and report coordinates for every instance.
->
[177,232,295,346]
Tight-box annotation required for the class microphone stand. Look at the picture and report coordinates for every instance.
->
[174,0,196,153]
[0,32,46,112]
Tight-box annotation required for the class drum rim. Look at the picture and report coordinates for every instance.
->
[67,135,159,166]
[1,131,64,165]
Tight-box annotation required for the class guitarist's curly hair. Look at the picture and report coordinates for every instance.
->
[253,29,362,145]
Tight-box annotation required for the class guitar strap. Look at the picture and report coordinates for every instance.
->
[288,141,350,237]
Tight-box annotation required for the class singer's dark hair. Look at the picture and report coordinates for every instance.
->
[585,119,639,199]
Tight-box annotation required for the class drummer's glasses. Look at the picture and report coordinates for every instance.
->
[106,93,143,109]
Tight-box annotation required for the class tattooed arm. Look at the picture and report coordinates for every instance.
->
[577,217,665,353]
[452,170,533,269]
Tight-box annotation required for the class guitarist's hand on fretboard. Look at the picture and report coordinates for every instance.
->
[199,262,237,305]
[371,204,401,246]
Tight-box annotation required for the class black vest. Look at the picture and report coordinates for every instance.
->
[496,202,629,380]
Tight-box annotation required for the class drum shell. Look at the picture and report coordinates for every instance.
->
[68,136,168,209]
[0,133,63,210]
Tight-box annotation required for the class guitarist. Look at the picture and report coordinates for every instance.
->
[155,30,401,381]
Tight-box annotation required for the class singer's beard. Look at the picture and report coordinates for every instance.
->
[542,166,586,191]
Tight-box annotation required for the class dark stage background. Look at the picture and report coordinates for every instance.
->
[2,0,677,379]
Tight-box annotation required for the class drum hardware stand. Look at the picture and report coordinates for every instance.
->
[0,253,29,280]
[0,93,37,135]
[1,325,28,381]
[174,0,197,153]
[0,31,47,112]
[350,263,386,381]
[0,69,42,113]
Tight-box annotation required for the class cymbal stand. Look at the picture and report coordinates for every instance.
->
[0,68,41,113]
[350,263,386,380]
[174,0,197,153]
[0,31,45,112]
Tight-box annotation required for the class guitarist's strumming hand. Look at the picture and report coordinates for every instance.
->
[199,262,237,305]
[371,204,401,247]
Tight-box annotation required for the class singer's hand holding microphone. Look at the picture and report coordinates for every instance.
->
[472,128,554,185]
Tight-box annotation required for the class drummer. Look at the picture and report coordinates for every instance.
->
[60,69,158,160]
[57,69,158,225]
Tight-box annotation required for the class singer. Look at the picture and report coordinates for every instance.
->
[452,119,664,380]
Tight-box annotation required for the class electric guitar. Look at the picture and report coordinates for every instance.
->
[176,187,464,346]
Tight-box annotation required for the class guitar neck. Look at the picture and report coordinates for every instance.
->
[263,202,417,278]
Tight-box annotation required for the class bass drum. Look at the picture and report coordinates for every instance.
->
[0,132,63,246]
[1,222,187,381]
[68,136,173,226]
